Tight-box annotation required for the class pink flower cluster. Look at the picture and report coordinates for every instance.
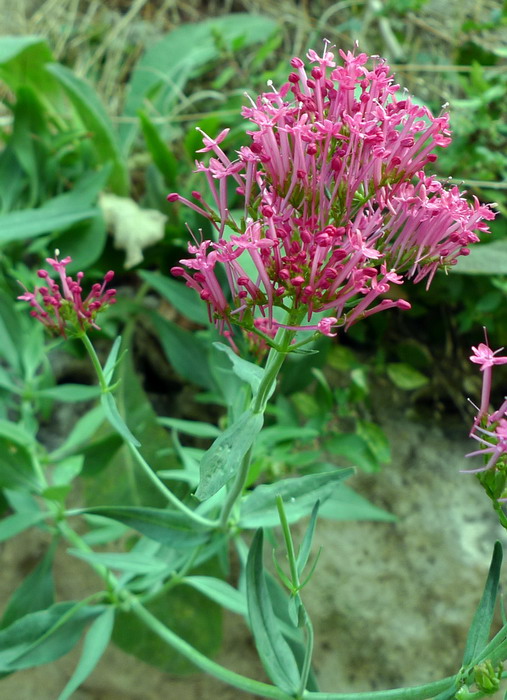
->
[170,45,495,338]
[466,340,507,485]
[18,252,116,337]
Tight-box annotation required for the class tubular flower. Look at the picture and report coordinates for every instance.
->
[170,44,495,337]
[18,252,116,337]
[465,339,507,496]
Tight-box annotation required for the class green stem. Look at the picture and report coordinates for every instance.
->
[253,324,296,414]
[81,333,108,392]
[219,315,304,529]
[81,331,216,528]
[276,495,300,588]
[127,442,218,528]
[58,520,120,592]
[299,611,315,697]
[276,496,314,697]
[130,599,294,700]
[302,677,457,700]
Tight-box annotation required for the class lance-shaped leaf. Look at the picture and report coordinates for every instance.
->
[1,542,55,629]
[195,409,263,501]
[246,530,300,694]
[239,469,353,528]
[76,506,210,548]
[0,602,105,672]
[57,608,115,700]
[462,541,503,666]
[214,342,265,395]
[45,63,128,194]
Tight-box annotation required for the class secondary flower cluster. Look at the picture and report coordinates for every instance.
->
[18,252,116,337]
[466,340,507,492]
[170,45,495,339]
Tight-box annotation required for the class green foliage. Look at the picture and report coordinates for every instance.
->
[2,8,507,699]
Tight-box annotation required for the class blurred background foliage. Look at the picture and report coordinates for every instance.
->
[0,0,506,439]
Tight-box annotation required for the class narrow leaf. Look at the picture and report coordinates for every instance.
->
[297,500,320,577]
[195,409,263,501]
[103,336,123,385]
[0,542,55,629]
[462,541,503,665]
[76,506,209,548]
[100,392,141,447]
[214,342,265,395]
[45,63,128,194]
[57,608,115,700]
[158,417,220,438]
[239,469,353,528]
[183,576,247,616]
[139,271,210,326]
[246,530,300,694]
[35,384,101,402]
[0,602,104,672]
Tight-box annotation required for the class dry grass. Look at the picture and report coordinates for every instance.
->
[1,0,505,115]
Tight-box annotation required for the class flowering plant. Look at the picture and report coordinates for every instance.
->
[170,44,494,345]
[5,44,507,700]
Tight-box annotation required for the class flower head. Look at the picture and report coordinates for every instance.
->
[170,45,495,340]
[465,336,507,495]
[18,252,116,337]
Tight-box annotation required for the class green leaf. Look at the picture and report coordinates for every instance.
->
[120,14,279,154]
[103,336,123,386]
[0,510,47,543]
[68,549,169,575]
[356,420,391,464]
[246,530,300,694]
[462,541,503,665]
[214,342,265,395]
[451,240,507,275]
[83,342,179,507]
[158,417,220,439]
[1,542,55,629]
[0,435,42,492]
[0,36,58,95]
[138,110,180,192]
[113,562,222,674]
[296,501,320,577]
[386,362,429,390]
[183,576,247,616]
[49,405,105,461]
[76,506,209,548]
[0,290,24,372]
[138,270,210,326]
[100,392,141,447]
[0,198,97,245]
[52,214,107,271]
[239,469,353,528]
[57,608,115,700]
[195,409,264,501]
[0,168,109,245]
[149,312,213,389]
[45,62,128,194]
[324,433,380,472]
[35,384,102,402]
[319,483,396,522]
[0,601,105,672]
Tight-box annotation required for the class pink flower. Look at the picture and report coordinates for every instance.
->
[18,252,116,337]
[470,343,507,371]
[170,46,495,340]
[466,335,507,482]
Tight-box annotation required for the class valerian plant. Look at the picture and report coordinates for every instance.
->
[7,44,507,700]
